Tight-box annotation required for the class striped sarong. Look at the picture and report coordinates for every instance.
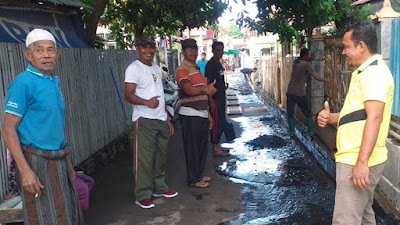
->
[17,145,85,225]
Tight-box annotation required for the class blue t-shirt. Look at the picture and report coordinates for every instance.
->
[5,64,66,150]
[196,59,208,76]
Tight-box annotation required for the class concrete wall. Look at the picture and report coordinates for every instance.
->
[379,139,400,212]
[309,40,326,116]
[376,20,393,65]
[375,19,400,215]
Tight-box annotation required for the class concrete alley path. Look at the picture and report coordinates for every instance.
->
[84,74,398,225]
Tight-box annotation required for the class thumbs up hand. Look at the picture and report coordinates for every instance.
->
[204,80,217,95]
[317,101,330,128]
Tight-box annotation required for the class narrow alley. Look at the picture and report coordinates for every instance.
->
[83,74,399,225]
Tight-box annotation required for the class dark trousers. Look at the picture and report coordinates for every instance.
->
[210,95,226,144]
[179,115,209,184]
[286,94,311,118]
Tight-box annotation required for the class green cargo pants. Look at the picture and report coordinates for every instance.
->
[132,117,169,201]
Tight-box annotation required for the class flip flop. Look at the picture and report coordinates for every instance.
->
[202,176,212,182]
[190,181,209,188]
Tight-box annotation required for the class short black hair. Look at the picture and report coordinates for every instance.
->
[212,41,224,50]
[346,22,377,54]
[201,52,206,56]
[300,48,310,59]
[252,67,257,71]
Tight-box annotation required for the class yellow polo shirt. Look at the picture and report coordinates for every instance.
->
[336,54,394,167]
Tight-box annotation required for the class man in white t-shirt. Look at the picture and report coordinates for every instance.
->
[125,37,177,209]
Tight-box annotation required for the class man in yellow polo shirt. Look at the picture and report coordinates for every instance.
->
[317,23,394,224]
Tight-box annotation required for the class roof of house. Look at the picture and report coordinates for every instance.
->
[352,0,372,6]
[42,0,88,8]
[352,0,400,13]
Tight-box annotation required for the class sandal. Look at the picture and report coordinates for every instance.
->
[190,181,209,188]
[202,176,212,182]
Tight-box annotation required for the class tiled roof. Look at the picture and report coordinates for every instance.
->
[42,0,88,8]
[205,29,214,39]
[351,0,372,6]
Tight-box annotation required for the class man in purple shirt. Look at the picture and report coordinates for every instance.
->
[286,48,331,136]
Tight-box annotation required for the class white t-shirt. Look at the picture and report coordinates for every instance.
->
[125,60,167,122]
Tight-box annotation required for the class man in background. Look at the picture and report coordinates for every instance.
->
[197,52,208,76]
[239,67,257,92]
[287,48,331,137]
[205,41,230,156]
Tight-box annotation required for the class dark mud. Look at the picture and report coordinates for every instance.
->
[217,93,399,225]
[246,135,286,149]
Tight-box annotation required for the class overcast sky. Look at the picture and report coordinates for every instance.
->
[218,1,259,27]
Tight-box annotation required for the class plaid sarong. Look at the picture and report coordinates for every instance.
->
[18,145,85,225]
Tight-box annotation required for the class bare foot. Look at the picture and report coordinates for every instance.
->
[213,144,229,153]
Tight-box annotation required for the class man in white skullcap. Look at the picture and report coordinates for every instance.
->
[2,29,85,224]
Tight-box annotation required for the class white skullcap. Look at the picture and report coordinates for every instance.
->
[25,29,56,48]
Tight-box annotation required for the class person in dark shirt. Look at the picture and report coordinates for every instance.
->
[205,41,229,156]
[240,67,257,93]
[287,48,331,136]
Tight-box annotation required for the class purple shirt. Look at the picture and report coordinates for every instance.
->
[287,60,313,96]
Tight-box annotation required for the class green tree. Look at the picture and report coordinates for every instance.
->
[239,0,371,46]
[227,24,244,38]
[220,24,244,38]
[395,0,400,12]
[81,0,109,45]
[82,0,227,49]
[331,0,372,36]
[248,0,337,45]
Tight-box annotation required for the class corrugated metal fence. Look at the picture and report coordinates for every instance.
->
[0,44,179,202]
[389,18,400,140]
[390,18,400,117]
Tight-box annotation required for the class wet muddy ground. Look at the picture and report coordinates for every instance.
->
[83,74,399,225]
[217,91,399,225]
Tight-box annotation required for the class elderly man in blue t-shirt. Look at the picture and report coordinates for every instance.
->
[2,29,84,224]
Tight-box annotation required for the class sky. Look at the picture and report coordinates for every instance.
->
[218,0,259,27]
